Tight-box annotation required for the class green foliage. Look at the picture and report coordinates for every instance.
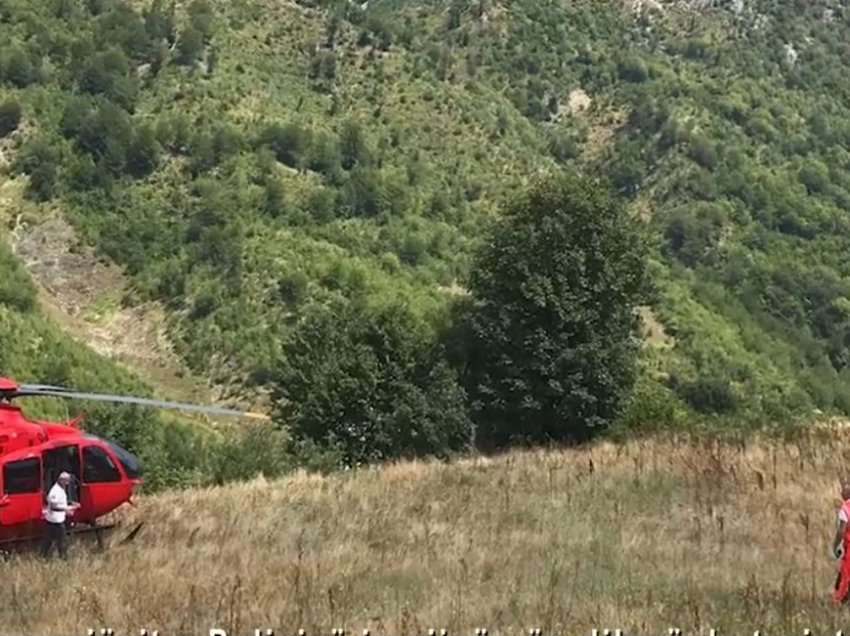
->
[341,167,386,217]
[0,243,36,312]
[309,49,336,87]
[687,135,718,170]
[188,0,215,40]
[79,48,138,109]
[663,203,727,268]
[14,135,61,200]
[547,130,580,164]
[5,0,850,447]
[0,45,39,87]
[0,99,22,137]
[338,119,371,169]
[126,123,161,177]
[675,375,739,416]
[176,26,204,65]
[258,122,312,169]
[459,173,648,445]
[205,425,294,485]
[273,298,473,466]
[618,56,649,83]
[799,159,830,194]
[144,0,176,44]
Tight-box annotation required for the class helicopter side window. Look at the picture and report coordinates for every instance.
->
[4,458,41,495]
[83,446,121,483]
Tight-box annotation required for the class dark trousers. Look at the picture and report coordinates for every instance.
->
[40,521,68,559]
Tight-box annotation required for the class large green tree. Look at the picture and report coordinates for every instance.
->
[461,173,648,446]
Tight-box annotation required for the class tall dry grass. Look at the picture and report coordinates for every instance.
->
[4,431,850,635]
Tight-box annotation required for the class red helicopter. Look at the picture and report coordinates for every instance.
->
[0,376,269,549]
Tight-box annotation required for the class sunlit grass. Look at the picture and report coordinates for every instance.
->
[3,432,850,634]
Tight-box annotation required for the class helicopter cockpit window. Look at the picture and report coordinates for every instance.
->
[106,441,141,479]
[4,458,41,494]
[83,446,121,483]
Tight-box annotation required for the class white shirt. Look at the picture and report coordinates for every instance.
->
[43,483,69,524]
[842,508,849,525]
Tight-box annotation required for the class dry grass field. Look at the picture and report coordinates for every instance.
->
[4,431,850,635]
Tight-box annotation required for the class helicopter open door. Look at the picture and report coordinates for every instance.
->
[42,444,81,504]
[0,455,43,540]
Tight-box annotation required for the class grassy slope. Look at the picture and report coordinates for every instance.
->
[3,433,847,634]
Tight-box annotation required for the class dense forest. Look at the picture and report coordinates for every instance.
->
[2,0,850,479]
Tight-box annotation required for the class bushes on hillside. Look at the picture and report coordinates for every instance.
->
[126,123,162,177]
[258,122,313,169]
[144,0,176,44]
[663,203,727,268]
[675,375,738,415]
[78,48,138,109]
[273,298,473,465]
[0,99,22,137]
[0,243,36,313]
[0,45,40,87]
[14,135,61,200]
[176,26,203,66]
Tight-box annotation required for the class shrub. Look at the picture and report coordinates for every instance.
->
[126,123,161,177]
[273,298,473,465]
[676,376,738,415]
[799,159,830,194]
[258,122,313,168]
[0,242,36,312]
[663,203,727,267]
[617,56,649,83]
[79,48,138,109]
[307,131,343,180]
[688,135,718,169]
[188,0,215,40]
[307,186,338,222]
[14,135,61,200]
[207,425,293,485]
[176,26,204,65]
[341,167,385,217]
[0,99,22,137]
[0,45,38,87]
[339,119,371,169]
[144,0,176,43]
[547,131,580,163]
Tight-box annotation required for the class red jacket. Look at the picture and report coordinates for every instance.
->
[834,499,850,603]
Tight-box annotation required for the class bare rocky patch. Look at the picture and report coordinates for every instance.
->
[639,305,675,349]
[7,212,211,404]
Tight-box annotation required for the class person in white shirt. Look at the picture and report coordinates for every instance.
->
[41,472,79,559]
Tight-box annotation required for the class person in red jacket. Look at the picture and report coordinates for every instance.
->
[833,480,850,604]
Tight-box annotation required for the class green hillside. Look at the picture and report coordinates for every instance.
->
[0,208,289,490]
[3,0,850,450]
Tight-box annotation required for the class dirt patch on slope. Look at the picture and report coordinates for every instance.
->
[639,305,675,349]
[9,214,210,404]
[583,107,628,160]
[567,88,592,115]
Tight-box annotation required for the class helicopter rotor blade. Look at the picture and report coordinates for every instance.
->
[15,384,271,421]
